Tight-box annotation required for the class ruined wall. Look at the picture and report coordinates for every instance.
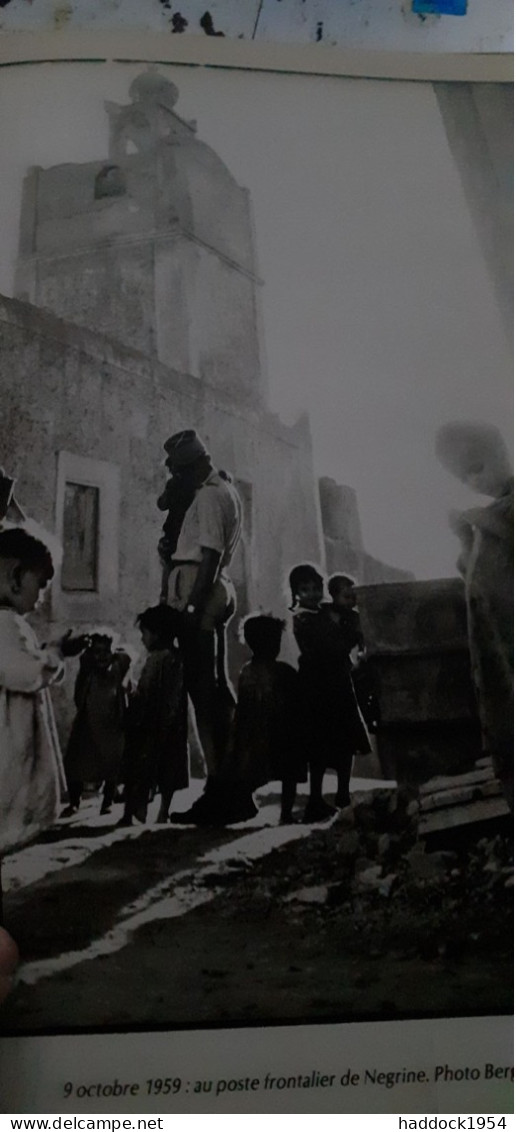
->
[319,476,413,584]
[318,477,364,580]
[356,578,481,782]
[0,293,323,736]
[361,554,415,585]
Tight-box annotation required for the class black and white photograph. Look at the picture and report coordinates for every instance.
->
[0,58,512,1038]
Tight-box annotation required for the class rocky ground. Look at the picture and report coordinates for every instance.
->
[0,777,512,1034]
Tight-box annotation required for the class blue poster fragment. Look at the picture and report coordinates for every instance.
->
[413,0,468,13]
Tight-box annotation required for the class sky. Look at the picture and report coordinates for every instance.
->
[0,61,511,578]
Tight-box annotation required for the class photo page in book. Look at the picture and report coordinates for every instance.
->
[0,54,512,1113]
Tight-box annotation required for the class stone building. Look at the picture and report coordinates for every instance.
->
[15,72,270,410]
[0,70,414,747]
[0,72,327,729]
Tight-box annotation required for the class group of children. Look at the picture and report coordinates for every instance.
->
[0,518,373,851]
[288,564,373,820]
[223,566,374,825]
[0,525,187,849]
[0,521,375,920]
[58,606,189,828]
[61,564,375,829]
[58,564,374,829]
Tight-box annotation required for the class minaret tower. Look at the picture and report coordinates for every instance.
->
[15,71,268,407]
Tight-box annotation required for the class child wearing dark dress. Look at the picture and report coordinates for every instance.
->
[327,574,380,735]
[226,615,306,824]
[120,605,188,826]
[326,574,363,651]
[289,564,370,821]
[63,632,131,817]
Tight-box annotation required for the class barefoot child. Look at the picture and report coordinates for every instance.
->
[0,527,65,921]
[289,563,370,820]
[120,605,188,825]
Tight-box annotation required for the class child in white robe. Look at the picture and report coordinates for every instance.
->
[0,527,65,922]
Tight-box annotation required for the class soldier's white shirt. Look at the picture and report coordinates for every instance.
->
[172,471,242,569]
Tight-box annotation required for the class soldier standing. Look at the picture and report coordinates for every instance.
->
[161,430,242,824]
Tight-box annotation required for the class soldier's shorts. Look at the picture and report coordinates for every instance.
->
[167,563,236,631]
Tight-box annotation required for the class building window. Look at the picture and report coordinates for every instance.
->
[61,482,100,592]
[94,164,126,200]
[55,451,120,610]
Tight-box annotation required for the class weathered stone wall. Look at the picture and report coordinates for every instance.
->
[318,476,413,584]
[0,293,323,739]
[16,102,266,407]
[361,555,415,585]
[318,477,363,580]
[355,578,481,782]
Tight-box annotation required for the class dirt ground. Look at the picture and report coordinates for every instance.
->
[0,782,512,1035]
